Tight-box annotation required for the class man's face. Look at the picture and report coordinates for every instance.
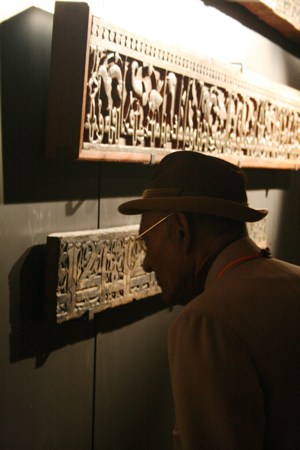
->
[139,211,191,305]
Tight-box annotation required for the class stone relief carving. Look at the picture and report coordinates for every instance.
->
[82,15,300,165]
[227,0,300,44]
[45,2,300,167]
[45,220,268,323]
[46,226,160,323]
[274,0,300,29]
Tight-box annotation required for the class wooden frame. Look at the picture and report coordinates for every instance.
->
[45,1,300,168]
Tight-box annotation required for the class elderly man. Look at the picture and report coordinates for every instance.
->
[118,151,300,450]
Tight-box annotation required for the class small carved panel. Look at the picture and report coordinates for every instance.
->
[45,220,268,323]
[45,2,300,168]
[247,216,268,249]
[45,225,160,323]
[227,0,300,44]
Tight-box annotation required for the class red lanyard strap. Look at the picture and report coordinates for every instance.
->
[217,252,269,280]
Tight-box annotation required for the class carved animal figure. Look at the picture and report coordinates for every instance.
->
[90,53,123,111]
[167,72,177,126]
[131,61,149,106]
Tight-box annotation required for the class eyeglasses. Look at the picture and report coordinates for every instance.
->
[135,213,176,252]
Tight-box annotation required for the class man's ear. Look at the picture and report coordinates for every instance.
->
[174,213,192,253]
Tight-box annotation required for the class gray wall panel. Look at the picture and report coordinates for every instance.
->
[99,161,155,229]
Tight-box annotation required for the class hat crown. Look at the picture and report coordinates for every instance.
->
[147,152,248,204]
[118,151,268,222]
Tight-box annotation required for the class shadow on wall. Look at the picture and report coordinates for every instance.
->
[202,0,300,60]
[8,243,168,365]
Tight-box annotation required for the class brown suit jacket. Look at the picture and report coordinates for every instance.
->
[168,237,300,450]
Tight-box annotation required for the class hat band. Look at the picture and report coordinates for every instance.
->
[142,188,249,207]
[142,188,182,198]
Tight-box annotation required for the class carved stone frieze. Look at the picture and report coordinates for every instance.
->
[45,225,160,323]
[45,2,300,168]
[227,0,300,44]
[83,15,300,166]
[45,220,268,323]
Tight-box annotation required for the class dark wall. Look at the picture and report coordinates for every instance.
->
[0,5,300,450]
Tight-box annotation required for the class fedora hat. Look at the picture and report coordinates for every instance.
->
[118,151,268,222]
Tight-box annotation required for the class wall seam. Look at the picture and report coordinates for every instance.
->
[91,162,102,450]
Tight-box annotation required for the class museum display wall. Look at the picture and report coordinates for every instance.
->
[1,1,300,449]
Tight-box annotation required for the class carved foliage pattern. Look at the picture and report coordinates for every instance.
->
[84,43,300,161]
[267,0,300,29]
[56,230,160,322]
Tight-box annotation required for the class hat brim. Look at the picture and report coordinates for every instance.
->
[118,196,268,223]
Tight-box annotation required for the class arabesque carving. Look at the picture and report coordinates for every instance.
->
[45,220,268,322]
[46,226,160,323]
[45,2,300,168]
[45,226,160,323]
[83,17,300,165]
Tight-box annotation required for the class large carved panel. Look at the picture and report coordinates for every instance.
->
[45,220,268,323]
[45,2,300,169]
[227,0,300,44]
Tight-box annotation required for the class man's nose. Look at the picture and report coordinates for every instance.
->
[142,253,153,273]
